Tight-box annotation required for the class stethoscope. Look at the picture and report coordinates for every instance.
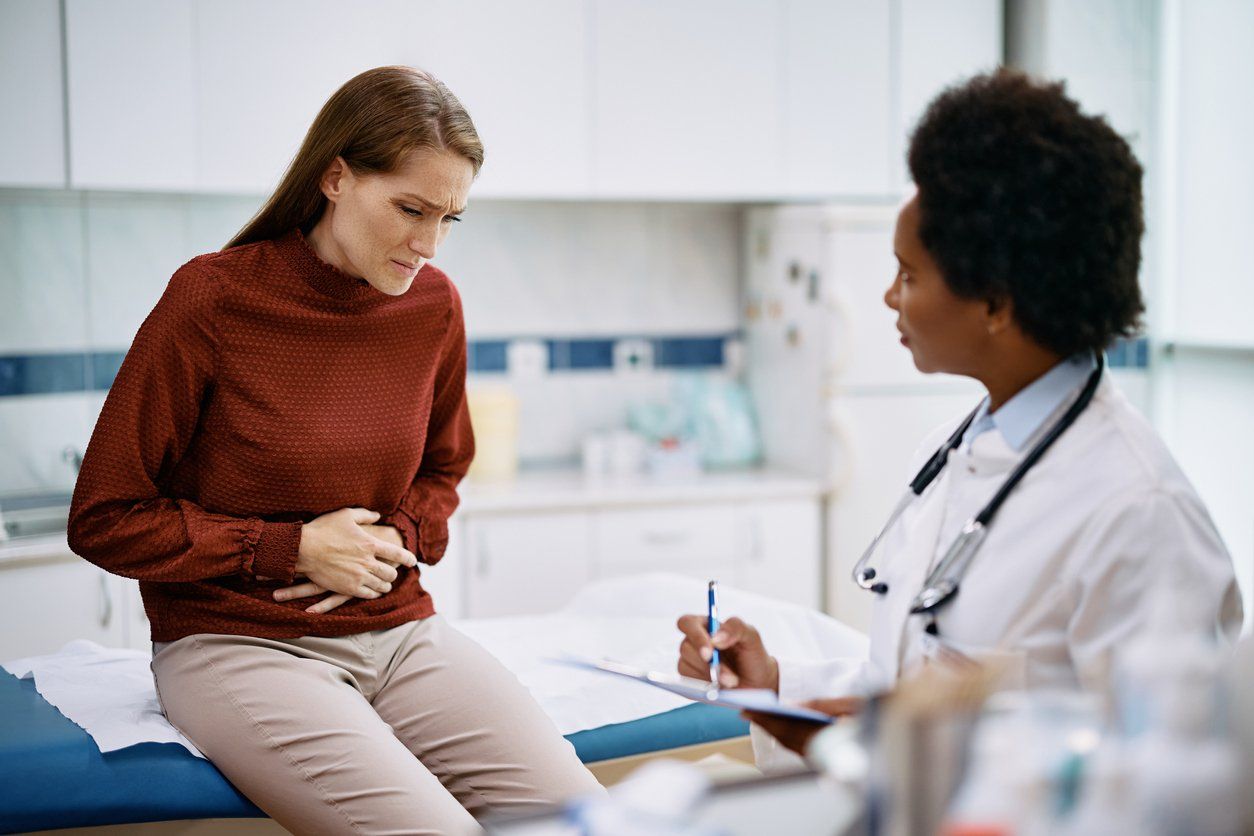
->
[851,353,1105,634]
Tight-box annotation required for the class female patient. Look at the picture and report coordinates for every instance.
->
[69,66,600,834]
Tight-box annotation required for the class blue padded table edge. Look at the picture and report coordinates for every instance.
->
[0,669,748,833]
[566,702,749,763]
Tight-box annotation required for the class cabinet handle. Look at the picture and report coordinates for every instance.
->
[643,530,688,546]
[476,529,490,578]
[748,517,764,562]
[98,574,112,628]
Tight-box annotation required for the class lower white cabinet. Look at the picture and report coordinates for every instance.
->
[449,496,821,619]
[0,557,126,660]
[462,512,594,618]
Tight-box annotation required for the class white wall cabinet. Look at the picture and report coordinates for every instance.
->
[53,0,999,200]
[64,0,198,191]
[781,0,893,198]
[894,0,1003,189]
[0,0,67,188]
[591,0,782,199]
[405,0,593,198]
[193,0,397,196]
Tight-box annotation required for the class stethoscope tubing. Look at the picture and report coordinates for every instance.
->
[852,353,1107,623]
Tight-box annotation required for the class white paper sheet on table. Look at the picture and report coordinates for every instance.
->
[1,573,867,759]
[2,639,204,757]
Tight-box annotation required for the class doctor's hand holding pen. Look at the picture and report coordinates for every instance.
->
[676,614,781,691]
[676,614,864,756]
[266,507,417,614]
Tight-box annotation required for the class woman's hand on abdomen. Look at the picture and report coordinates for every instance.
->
[279,508,416,610]
[273,520,412,614]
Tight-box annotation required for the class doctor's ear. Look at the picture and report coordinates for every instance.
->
[984,295,1015,337]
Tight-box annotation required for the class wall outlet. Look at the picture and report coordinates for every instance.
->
[613,338,654,373]
[506,339,549,378]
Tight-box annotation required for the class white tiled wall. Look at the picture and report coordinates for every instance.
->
[437,201,741,338]
[0,191,742,494]
[0,192,89,354]
[0,393,97,495]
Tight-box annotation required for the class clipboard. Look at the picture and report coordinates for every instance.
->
[554,655,834,725]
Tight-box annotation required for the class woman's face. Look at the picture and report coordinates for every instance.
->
[314,148,475,296]
[884,193,996,376]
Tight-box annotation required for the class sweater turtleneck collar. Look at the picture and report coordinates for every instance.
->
[277,228,384,302]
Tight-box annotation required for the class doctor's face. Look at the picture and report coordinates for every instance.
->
[885,194,994,376]
[311,148,474,296]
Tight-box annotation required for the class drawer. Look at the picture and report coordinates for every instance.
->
[593,505,746,574]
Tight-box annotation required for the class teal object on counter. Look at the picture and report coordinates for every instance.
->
[679,375,762,469]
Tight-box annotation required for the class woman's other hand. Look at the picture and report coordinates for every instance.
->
[281,508,416,611]
[676,614,780,692]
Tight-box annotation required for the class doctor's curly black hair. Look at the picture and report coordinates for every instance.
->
[907,68,1145,357]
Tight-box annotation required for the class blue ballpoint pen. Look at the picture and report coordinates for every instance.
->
[707,580,720,689]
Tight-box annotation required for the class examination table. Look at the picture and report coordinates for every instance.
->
[0,574,868,834]
[0,667,749,834]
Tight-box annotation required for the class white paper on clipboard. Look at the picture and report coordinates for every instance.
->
[552,655,834,725]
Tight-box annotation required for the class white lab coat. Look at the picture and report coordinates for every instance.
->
[755,375,1243,769]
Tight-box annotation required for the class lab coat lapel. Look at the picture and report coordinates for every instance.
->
[872,458,955,682]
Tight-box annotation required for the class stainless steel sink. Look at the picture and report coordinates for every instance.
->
[0,493,72,541]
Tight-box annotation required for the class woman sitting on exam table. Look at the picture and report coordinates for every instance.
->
[67,66,601,834]
[678,69,1243,759]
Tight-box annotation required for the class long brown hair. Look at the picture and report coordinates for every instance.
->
[226,66,483,249]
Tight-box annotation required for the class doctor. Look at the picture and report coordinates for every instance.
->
[677,69,1243,759]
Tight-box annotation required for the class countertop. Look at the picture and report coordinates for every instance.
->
[0,467,827,564]
[457,465,827,514]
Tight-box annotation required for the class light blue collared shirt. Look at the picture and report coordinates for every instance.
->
[963,353,1098,452]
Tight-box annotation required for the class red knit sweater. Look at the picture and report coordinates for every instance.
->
[68,230,474,642]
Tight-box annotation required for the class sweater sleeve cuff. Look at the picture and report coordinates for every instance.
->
[380,511,419,559]
[381,511,449,566]
[249,521,302,583]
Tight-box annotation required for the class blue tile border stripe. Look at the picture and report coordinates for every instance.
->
[469,335,731,374]
[0,353,89,397]
[0,336,1150,396]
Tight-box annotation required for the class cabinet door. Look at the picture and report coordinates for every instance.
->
[591,0,782,198]
[894,0,1003,188]
[401,0,593,198]
[0,0,66,187]
[194,0,396,194]
[64,0,197,190]
[738,498,821,609]
[0,558,125,660]
[463,512,592,617]
[594,505,747,585]
[781,0,893,197]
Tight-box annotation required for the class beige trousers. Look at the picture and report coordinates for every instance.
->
[151,615,602,835]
